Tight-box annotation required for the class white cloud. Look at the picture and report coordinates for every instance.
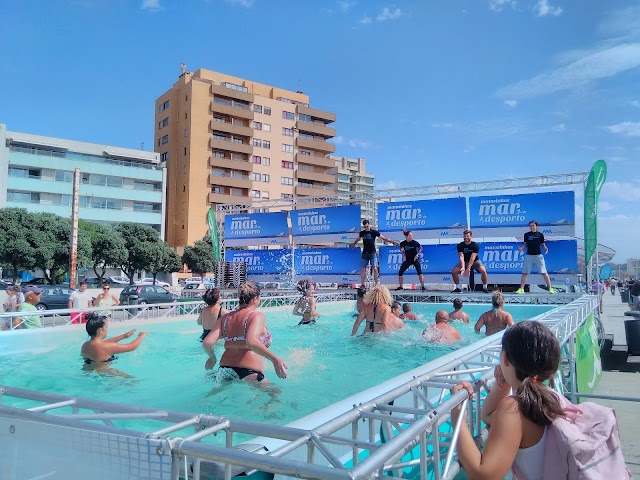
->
[631,100,640,107]
[358,15,372,24]
[377,180,399,190]
[497,43,640,98]
[504,99,518,108]
[605,121,640,137]
[225,0,254,7]
[489,0,514,12]
[338,1,357,14]
[376,7,403,22]
[141,0,161,11]
[602,180,640,201]
[330,136,371,149]
[535,0,562,17]
[431,122,454,128]
[331,136,345,144]
[598,5,640,40]
[552,123,566,132]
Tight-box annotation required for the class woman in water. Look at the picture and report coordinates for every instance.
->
[351,285,404,335]
[451,321,563,480]
[292,279,321,325]
[197,288,228,341]
[80,312,146,370]
[203,282,288,382]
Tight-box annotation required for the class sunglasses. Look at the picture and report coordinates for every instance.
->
[103,287,110,290]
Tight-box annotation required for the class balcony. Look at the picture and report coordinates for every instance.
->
[210,83,254,103]
[296,169,336,184]
[296,153,336,169]
[209,155,253,172]
[210,100,254,120]
[296,185,336,197]
[210,138,253,155]
[210,173,252,189]
[296,137,336,154]
[209,191,248,204]
[297,105,336,123]
[210,119,253,137]
[295,121,336,138]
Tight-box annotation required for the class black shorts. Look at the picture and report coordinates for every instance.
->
[399,259,422,276]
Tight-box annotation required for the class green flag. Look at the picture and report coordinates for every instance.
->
[207,208,221,263]
[583,160,607,266]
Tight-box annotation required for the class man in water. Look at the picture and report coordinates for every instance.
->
[474,291,514,336]
[422,310,461,344]
[451,230,489,293]
[396,230,425,291]
[449,298,470,323]
[516,220,554,294]
[351,219,398,286]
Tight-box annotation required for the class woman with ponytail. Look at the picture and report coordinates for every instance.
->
[451,321,564,480]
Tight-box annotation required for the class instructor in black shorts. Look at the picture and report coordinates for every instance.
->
[396,230,425,291]
[451,229,489,293]
[351,219,398,286]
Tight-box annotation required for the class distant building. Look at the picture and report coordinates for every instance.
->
[0,123,166,238]
[329,155,375,221]
[155,68,337,250]
[628,258,640,279]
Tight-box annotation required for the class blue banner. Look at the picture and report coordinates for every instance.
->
[469,191,575,236]
[376,198,467,240]
[291,205,361,244]
[224,212,289,247]
[225,249,292,279]
[293,248,361,281]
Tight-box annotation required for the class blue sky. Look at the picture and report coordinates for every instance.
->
[1,0,638,264]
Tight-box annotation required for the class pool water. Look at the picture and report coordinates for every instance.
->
[0,301,551,428]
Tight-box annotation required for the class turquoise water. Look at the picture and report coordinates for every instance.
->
[0,301,551,429]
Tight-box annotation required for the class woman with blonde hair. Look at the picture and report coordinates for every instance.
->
[351,285,404,335]
[203,282,288,382]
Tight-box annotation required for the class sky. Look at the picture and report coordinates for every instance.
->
[1,0,639,263]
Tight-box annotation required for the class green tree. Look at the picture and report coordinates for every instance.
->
[86,223,128,285]
[182,239,215,277]
[114,222,161,283]
[0,208,37,281]
[147,241,182,284]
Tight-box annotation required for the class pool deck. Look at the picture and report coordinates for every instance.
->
[593,292,640,475]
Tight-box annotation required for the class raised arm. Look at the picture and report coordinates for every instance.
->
[105,329,136,343]
[104,332,146,354]
[292,300,305,316]
[379,233,399,246]
[480,365,512,425]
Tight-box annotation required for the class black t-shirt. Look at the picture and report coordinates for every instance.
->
[523,231,546,255]
[457,241,479,264]
[400,240,421,262]
[359,229,380,254]
[631,281,640,297]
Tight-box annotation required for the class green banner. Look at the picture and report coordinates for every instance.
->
[583,160,607,266]
[207,208,221,263]
[576,314,602,393]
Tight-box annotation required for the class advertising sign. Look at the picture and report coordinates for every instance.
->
[293,247,361,282]
[469,191,575,237]
[576,314,603,393]
[224,249,292,281]
[291,205,361,244]
[376,198,467,240]
[224,212,289,247]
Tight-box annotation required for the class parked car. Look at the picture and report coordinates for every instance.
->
[119,285,178,305]
[24,277,49,285]
[33,285,74,311]
[138,278,171,288]
[182,282,214,292]
[82,277,101,287]
[0,279,13,290]
[109,276,131,285]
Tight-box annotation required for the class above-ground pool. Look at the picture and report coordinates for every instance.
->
[0,301,552,428]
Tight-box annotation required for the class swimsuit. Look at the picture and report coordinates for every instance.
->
[83,355,117,365]
[223,313,271,345]
[298,319,316,325]
[199,307,223,342]
[219,366,265,382]
[368,304,384,333]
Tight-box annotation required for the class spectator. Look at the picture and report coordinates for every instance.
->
[630,280,640,311]
[449,298,470,323]
[94,282,120,317]
[474,291,514,336]
[3,285,25,312]
[422,310,461,344]
[69,281,94,324]
[13,286,43,329]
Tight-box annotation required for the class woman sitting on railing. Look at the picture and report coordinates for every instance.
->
[80,313,146,369]
[203,282,288,382]
[197,288,228,341]
[292,279,321,325]
[350,284,404,335]
[450,321,563,480]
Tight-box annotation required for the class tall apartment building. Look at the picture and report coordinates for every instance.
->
[155,68,337,250]
[0,123,166,237]
[329,155,375,221]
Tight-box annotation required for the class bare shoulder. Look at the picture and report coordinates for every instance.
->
[496,396,520,415]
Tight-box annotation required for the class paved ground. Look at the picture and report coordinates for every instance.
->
[593,291,640,475]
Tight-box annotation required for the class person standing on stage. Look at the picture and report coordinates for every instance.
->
[515,220,553,294]
[351,219,398,286]
[451,230,489,293]
[395,230,425,291]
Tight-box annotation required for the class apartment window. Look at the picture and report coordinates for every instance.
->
[299,132,315,140]
[262,157,271,166]
[281,177,294,186]
[263,140,270,149]
[282,111,295,120]
[253,105,263,113]
[299,113,313,123]
[281,193,293,199]
[282,144,294,153]
[161,117,169,128]
[299,149,312,156]
[221,82,248,93]
[339,174,349,182]
[232,137,245,144]
[250,190,261,198]
[213,96,232,106]
[262,174,270,182]
[299,181,313,188]
[264,107,271,115]
[281,161,294,169]
[251,173,261,182]
[54,170,73,182]
[214,151,226,158]
[184,147,187,156]
[252,121,262,130]
[282,127,294,137]
[159,100,170,112]
[160,152,169,162]
[161,135,169,145]
[107,177,124,187]
[211,186,222,194]
[263,123,271,132]
[213,134,227,141]
[252,138,262,147]
[261,191,270,199]
[230,188,244,197]
[252,155,262,164]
